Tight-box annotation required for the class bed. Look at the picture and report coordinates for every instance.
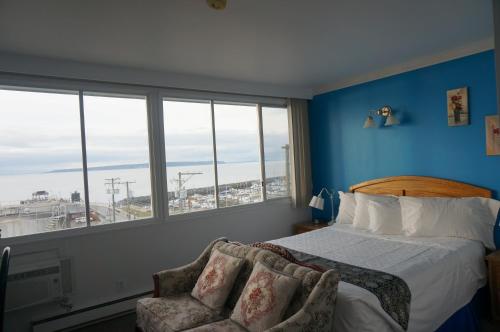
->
[270,176,492,332]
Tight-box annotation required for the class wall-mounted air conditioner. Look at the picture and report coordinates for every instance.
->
[6,258,72,311]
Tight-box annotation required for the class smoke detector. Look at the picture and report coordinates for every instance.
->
[207,0,227,10]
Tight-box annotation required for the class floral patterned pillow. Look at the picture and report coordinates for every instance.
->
[191,249,244,311]
[230,261,300,332]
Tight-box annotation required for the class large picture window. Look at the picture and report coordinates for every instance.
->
[0,88,154,238]
[0,77,292,239]
[162,99,291,215]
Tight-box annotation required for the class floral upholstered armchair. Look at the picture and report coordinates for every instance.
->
[136,238,340,332]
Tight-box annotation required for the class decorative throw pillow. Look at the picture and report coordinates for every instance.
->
[336,191,356,224]
[230,261,299,332]
[191,249,244,311]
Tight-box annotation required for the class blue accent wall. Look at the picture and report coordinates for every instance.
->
[309,50,499,220]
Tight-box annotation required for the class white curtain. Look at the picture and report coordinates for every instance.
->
[287,98,312,208]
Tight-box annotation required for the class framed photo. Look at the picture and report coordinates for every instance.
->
[486,115,500,156]
[447,87,469,126]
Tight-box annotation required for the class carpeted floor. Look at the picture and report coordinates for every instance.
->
[68,312,500,332]
[66,312,136,332]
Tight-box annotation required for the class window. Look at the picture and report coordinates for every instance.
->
[163,99,216,215]
[214,103,262,208]
[0,76,293,239]
[84,93,152,224]
[0,88,85,237]
[162,99,291,215]
[262,107,291,199]
[0,87,155,238]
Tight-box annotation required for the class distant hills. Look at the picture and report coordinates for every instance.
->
[48,161,224,173]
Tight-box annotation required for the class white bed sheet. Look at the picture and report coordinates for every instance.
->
[269,224,487,332]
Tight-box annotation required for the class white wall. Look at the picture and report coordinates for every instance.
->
[4,199,309,331]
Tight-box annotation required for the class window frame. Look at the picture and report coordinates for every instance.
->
[80,90,157,224]
[0,73,291,243]
[260,104,293,200]
[160,94,290,216]
[212,100,264,209]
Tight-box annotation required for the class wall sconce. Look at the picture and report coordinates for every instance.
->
[363,106,400,128]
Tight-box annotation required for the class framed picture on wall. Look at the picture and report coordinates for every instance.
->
[486,115,500,156]
[447,87,469,126]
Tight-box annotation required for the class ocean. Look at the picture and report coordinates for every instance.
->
[0,161,286,206]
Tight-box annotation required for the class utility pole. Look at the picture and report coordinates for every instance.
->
[105,177,120,222]
[173,172,202,212]
[121,180,136,220]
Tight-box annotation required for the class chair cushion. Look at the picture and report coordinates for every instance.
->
[136,294,224,332]
[192,249,244,310]
[185,319,248,332]
[230,261,299,332]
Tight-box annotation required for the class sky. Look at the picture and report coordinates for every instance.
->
[0,89,289,175]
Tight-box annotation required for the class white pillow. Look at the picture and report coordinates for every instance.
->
[336,191,356,224]
[399,196,495,249]
[367,200,402,235]
[474,197,500,225]
[352,192,398,229]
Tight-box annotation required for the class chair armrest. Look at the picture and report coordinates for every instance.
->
[153,237,227,297]
[266,269,340,332]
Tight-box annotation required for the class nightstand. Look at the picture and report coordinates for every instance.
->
[486,251,500,321]
[294,222,329,235]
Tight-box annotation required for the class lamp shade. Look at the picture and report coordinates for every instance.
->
[363,115,376,128]
[385,114,400,126]
[309,195,325,210]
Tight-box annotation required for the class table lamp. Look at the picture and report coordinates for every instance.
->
[309,188,335,225]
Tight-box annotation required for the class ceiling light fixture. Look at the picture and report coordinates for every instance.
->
[207,0,227,10]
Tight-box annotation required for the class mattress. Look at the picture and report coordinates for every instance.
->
[269,224,487,332]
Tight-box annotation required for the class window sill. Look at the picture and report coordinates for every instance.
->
[0,197,292,246]
[166,196,292,223]
[0,217,161,246]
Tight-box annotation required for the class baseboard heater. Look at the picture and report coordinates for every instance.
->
[31,290,152,332]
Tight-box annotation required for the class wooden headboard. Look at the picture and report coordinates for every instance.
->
[349,176,491,198]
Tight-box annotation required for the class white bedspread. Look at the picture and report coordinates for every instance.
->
[269,224,487,332]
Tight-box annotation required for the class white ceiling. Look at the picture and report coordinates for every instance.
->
[0,0,494,95]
